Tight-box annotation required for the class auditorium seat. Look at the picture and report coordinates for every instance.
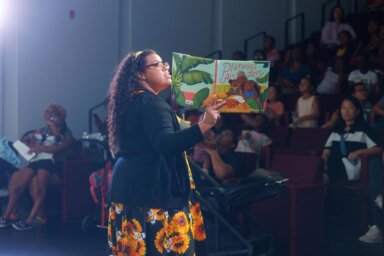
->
[326,151,383,237]
[249,153,325,256]
[45,140,101,223]
[266,128,331,163]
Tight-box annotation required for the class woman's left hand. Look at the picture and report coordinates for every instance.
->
[29,144,43,154]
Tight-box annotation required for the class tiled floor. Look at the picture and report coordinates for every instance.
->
[324,221,384,256]
[1,217,384,256]
[0,221,108,256]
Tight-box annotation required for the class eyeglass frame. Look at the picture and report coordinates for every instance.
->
[143,61,169,71]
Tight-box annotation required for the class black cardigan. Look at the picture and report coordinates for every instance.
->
[109,90,204,208]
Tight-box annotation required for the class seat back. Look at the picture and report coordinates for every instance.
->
[235,152,258,176]
[266,126,291,148]
[318,94,343,114]
[281,93,300,113]
[270,153,324,184]
[318,94,343,125]
[289,128,331,154]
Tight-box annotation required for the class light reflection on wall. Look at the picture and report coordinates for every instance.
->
[0,0,8,29]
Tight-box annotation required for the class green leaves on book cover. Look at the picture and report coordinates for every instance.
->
[172,55,214,87]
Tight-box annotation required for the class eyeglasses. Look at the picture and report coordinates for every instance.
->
[144,61,169,71]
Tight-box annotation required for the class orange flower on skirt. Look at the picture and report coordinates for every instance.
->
[192,219,206,241]
[122,219,134,238]
[108,224,112,238]
[110,208,116,221]
[134,239,146,256]
[146,209,165,224]
[132,219,143,234]
[190,202,203,220]
[116,203,124,214]
[171,233,190,254]
[170,212,190,235]
[121,237,136,255]
[155,228,166,254]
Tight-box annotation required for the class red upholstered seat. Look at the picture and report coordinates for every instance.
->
[326,152,383,237]
[45,140,99,223]
[249,153,325,256]
[288,128,331,154]
[270,128,331,157]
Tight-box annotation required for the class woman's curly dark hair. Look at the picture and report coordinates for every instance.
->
[106,49,156,155]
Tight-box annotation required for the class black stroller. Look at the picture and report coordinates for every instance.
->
[188,159,287,256]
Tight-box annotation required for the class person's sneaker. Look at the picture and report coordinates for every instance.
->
[0,217,12,228]
[34,216,47,226]
[359,225,383,243]
[12,220,36,231]
[0,188,8,197]
[375,195,383,209]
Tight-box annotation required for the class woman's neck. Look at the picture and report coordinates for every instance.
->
[302,92,312,99]
[139,82,158,95]
[345,120,355,130]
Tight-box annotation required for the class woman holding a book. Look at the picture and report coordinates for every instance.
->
[0,103,74,230]
[106,49,222,255]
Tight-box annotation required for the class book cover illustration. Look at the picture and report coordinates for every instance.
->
[171,52,270,113]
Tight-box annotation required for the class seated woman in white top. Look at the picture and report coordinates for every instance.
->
[321,5,356,48]
[0,103,74,231]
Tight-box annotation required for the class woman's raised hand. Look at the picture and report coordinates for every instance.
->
[198,97,226,134]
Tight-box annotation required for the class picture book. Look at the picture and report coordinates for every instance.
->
[171,52,270,113]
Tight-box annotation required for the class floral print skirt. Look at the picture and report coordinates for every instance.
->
[108,197,207,256]
[108,154,207,255]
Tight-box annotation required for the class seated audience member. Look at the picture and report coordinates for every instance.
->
[321,5,356,48]
[373,95,384,129]
[291,76,319,128]
[253,49,266,60]
[263,85,285,126]
[232,50,246,61]
[348,53,379,95]
[335,30,355,65]
[316,60,340,94]
[236,113,272,156]
[279,47,311,94]
[322,96,383,243]
[356,18,384,68]
[322,83,374,129]
[263,35,280,67]
[334,57,350,94]
[259,37,280,81]
[198,129,243,183]
[304,41,320,75]
[190,129,216,170]
[0,103,74,230]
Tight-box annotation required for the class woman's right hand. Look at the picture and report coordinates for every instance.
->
[198,99,225,134]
